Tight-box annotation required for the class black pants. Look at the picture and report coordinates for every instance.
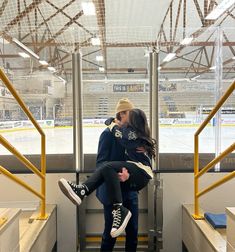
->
[84,161,150,204]
[101,195,138,251]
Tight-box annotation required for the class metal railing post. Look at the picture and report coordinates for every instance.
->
[0,68,47,220]
[193,80,235,219]
[40,134,46,219]
[193,135,202,219]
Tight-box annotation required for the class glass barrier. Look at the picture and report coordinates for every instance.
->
[0,24,234,163]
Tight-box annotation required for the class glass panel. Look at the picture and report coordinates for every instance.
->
[0,24,233,159]
[158,27,219,153]
[0,27,73,155]
[220,27,235,156]
[82,46,150,153]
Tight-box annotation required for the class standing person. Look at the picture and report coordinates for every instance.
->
[95,98,139,252]
[58,108,156,239]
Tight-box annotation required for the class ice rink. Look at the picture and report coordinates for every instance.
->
[0,125,234,155]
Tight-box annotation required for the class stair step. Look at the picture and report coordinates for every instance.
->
[226,207,235,251]
[19,204,56,252]
[0,208,21,252]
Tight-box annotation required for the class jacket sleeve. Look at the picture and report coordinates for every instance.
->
[108,122,142,149]
[96,130,112,166]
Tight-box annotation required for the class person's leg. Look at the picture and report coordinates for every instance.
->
[109,161,150,192]
[58,167,105,206]
[123,193,139,252]
[100,204,117,252]
[59,161,148,206]
[58,163,125,206]
[98,161,148,239]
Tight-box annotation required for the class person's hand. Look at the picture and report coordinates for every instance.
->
[118,167,130,182]
[136,146,146,153]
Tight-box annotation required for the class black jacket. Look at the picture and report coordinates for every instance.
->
[109,122,152,167]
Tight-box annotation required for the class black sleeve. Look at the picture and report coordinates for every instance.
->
[96,130,112,166]
[109,122,142,149]
[105,117,115,126]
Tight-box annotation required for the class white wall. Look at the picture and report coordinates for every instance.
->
[1,172,235,252]
[0,173,77,252]
[162,173,235,252]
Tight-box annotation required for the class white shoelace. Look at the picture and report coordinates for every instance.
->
[68,181,84,189]
[112,208,121,228]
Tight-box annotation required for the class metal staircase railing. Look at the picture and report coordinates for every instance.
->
[193,80,235,219]
[0,68,47,219]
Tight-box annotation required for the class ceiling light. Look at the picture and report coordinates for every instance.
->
[39,60,48,66]
[96,55,103,61]
[99,67,105,72]
[12,38,39,59]
[232,56,235,60]
[0,37,10,44]
[158,66,162,70]
[81,2,96,15]
[18,52,30,58]
[180,37,193,45]
[57,76,66,83]
[205,0,235,20]
[163,53,176,62]
[210,66,216,70]
[91,37,101,46]
[48,66,56,72]
[191,75,201,80]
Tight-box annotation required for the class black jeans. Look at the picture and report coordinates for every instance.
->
[101,193,138,252]
[84,161,150,203]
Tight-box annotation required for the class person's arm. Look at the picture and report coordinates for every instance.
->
[108,122,142,149]
[96,128,130,182]
[96,130,112,166]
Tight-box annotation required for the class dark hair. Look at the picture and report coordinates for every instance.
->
[116,111,128,121]
[128,109,157,159]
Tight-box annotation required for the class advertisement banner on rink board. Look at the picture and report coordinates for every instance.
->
[0,120,54,130]
[1,118,235,130]
[113,84,145,92]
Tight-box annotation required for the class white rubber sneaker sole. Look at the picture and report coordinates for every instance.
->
[58,178,82,206]
[110,211,132,238]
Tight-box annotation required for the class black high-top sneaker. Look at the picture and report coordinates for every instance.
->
[58,178,88,206]
[110,205,132,238]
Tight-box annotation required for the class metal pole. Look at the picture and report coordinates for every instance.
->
[149,52,153,130]
[153,51,163,251]
[214,27,222,172]
[148,51,155,251]
[148,51,162,251]
[151,52,159,172]
[72,52,84,251]
[72,52,84,172]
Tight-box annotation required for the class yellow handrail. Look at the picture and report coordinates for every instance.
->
[0,68,47,220]
[193,80,235,219]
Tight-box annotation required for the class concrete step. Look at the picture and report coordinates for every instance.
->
[226,207,235,252]
[182,204,226,252]
[0,208,21,252]
[19,204,57,252]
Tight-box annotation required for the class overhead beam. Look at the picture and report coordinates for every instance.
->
[3,0,44,33]
[21,0,77,41]
[23,41,235,47]
[35,10,83,53]
[45,0,94,36]
[0,54,21,58]
[0,0,9,18]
